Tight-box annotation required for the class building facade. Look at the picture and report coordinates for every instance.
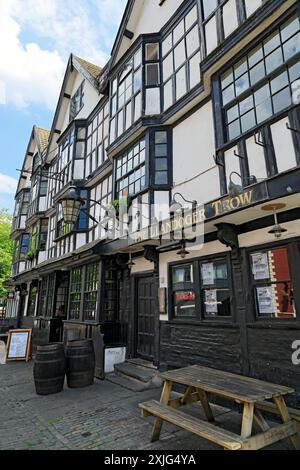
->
[4,0,300,404]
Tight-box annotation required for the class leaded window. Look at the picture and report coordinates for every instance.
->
[162,4,201,111]
[145,42,161,116]
[110,48,142,143]
[38,274,56,318]
[86,101,109,176]
[69,267,83,321]
[57,130,75,190]
[221,14,300,142]
[115,138,146,199]
[70,81,84,121]
[89,175,112,241]
[83,263,100,321]
[201,0,268,55]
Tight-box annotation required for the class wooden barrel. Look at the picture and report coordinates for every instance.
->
[65,339,95,388]
[33,343,66,395]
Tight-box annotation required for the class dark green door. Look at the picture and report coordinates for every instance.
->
[136,276,155,359]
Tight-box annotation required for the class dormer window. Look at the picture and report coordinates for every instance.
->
[70,81,85,121]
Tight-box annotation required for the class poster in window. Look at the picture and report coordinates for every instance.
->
[204,290,218,314]
[251,253,270,280]
[257,286,275,315]
[201,263,215,285]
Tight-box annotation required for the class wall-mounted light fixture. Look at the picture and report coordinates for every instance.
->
[262,203,287,239]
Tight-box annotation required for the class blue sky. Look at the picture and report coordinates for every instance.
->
[0,0,127,212]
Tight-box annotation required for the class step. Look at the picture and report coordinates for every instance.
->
[115,362,156,384]
[106,373,147,392]
[127,358,157,370]
[139,400,244,450]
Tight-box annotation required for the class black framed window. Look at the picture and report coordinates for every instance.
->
[162,3,201,111]
[115,138,146,199]
[39,219,49,251]
[86,101,109,176]
[83,263,100,321]
[70,81,85,121]
[69,267,83,321]
[69,263,101,323]
[220,13,300,142]
[200,258,231,318]
[200,0,268,55]
[38,274,56,318]
[110,47,142,143]
[39,177,48,197]
[19,233,30,260]
[145,42,161,116]
[57,129,75,190]
[89,174,112,241]
[170,256,232,320]
[153,130,170,186]
[172,263,196,318]
[250,246,296,319]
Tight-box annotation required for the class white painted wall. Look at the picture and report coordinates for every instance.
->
[239,220,300,248]
[131,256,154,274]
[116,0,185,61]
[172,101,220,205]
[61,71,100,134]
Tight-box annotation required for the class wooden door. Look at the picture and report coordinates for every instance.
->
[136,276,155,359]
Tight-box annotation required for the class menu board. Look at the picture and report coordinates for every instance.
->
[204,290,218,314]
[251,253,270,280]
[256,287,275,315]
[201,263,215,285]
[6,329,32,362]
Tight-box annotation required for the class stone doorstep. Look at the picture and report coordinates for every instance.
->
[114,361,160,384]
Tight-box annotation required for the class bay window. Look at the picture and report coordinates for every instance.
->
[162,4,201,111]
[110,47,142,143]
[200,0,269,55]
[115,138,146,199]
[86,101,109,176]
[221,14,300,142]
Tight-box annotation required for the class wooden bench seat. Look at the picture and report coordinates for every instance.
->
[139,400,244,450]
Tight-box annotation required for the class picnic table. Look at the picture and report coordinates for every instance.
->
[140,365,300,451]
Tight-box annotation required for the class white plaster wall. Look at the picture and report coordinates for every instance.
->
[61,71,100,133]
[131,257,154,274]
[239,220,300,248]
[172,101,220,205]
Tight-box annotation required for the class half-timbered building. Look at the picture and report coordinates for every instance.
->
[4,0,300,404]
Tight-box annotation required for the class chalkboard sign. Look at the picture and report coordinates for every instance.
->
[5,329,32,362]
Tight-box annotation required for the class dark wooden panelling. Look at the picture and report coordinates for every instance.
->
[159,323,241,373]
[247,328,300,407]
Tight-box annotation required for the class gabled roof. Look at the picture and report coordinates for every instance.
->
[73,55,102,80]
[35,127,50,155]
[45,53,104,164]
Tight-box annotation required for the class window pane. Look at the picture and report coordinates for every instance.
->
[145,88,160,115]
[164,80,173,110]
[235,73,250,96]
[134,93,141,121]
[265,47,283,74]
[271,70,289,94]
[222,0,238,38]
[185,5,198,30]
[241,109,256,133]
[174,40,186,69]
[289,60,300,82]
[146,64,160,86]
[173,19,184,44]
[186,25,200,57]
[256,98,273,123]
[174,291,196,317]
[146,43,159,61]
[205,16,218,54]
[272,86,292,113]
[250,61,265,86]
[283,32,300,61]
[162,33,172,56]
[203,289,231,318]
[163,53,173,81]
[155,171,168,185]
[176,66,187,100]
[189,52,201,89]
[202,0,217,19]
[281,14,300,43]
[244,0,262,18]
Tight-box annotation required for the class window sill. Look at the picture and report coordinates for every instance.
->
[163,318,237,328]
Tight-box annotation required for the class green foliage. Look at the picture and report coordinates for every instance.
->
[0,209,13,299]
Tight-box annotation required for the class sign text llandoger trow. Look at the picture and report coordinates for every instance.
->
[131,190,254,244]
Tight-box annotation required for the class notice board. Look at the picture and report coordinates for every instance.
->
[5,329,32,362]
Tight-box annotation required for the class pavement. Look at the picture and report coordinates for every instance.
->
[0,362,294,450]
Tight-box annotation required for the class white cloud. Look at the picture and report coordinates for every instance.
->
[0,174,18,195]
[0,0,127,111]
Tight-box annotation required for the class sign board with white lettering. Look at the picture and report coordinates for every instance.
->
[104,347,126,373]
[5,329,32,362]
